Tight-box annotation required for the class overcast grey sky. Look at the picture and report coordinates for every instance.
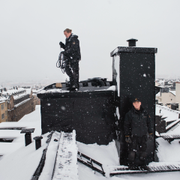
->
[0,0,180,85]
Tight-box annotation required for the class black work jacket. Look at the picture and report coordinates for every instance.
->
[62,34,81,60]
[124,106,153,137]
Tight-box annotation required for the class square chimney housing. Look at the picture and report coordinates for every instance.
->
[111,40,157,165]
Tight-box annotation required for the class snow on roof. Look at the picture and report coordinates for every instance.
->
[0,105,180,180]
[0,96,7,103]
[1,87,32,100]
[2,87,24,95]
[0,130,24,155]
[165,119,180,131]
[38,88,69,94]
[32,88,44,94]
[170,91,176,96]
[156,104,180,122]
[157,79,165,85]
[38,85,116,95]
[14,98,31,108]
[0,105,41,157]
[0,132,50,180]
[51,131,78,180]
[156,137,180,162]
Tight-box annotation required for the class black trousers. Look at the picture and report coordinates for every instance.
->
[130,135,147,152]
[127,135,147,166]
[65,59,79,89]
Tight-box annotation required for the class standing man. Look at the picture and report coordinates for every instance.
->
[124,97,153,169]
[59,28,81,91]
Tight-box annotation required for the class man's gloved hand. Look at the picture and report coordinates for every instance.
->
[59,42,65,49]
[149,133,154,140]
[125,136,132,143]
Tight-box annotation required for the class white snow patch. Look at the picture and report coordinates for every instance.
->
[52,131,78,180]
[0,104,180,180]
[156,137,180,162]
[0,132,50,180]
[156,104,180,122]
[39,131,61,180]
[0,105,41,157]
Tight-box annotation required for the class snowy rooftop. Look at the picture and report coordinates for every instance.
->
[0,105,179,180]
[0,96,7,103]
[1,87,32,100]
[38,85,116,95]
[156,104,180,122]
[170,91,176,96]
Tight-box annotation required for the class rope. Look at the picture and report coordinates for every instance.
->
[56,52,66,74]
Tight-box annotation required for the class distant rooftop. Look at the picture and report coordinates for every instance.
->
[0,87,32,101]
[156,104,180,122]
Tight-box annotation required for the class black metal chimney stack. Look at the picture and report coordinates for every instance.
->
[111,39,157,165]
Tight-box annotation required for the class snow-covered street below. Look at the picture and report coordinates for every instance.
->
[0,105,180,180]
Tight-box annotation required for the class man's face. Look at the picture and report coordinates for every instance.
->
[64,31,71,38]
[133,101,141,110]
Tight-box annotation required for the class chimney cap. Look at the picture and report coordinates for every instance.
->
[127,38,138,47]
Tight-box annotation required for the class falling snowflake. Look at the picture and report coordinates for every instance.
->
[61,106,66,111]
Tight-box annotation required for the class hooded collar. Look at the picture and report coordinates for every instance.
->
[67,34,78,41]
[132,105,144,114]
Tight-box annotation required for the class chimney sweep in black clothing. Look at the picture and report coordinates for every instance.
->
[59,28,81,91]
[124,97,153,169]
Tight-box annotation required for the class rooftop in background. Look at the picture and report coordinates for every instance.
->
[0,96,7,103]
[0,87,32,101]
[156,104,180,122]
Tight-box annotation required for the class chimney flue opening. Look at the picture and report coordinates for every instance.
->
[127,38,138,47]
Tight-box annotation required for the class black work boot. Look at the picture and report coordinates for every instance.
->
[128,164,139,170]
[128,151,138,170]
[69,85,78,92]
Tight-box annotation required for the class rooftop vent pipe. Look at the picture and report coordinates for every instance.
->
[127,38,138,47]
[21,128,35,146]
